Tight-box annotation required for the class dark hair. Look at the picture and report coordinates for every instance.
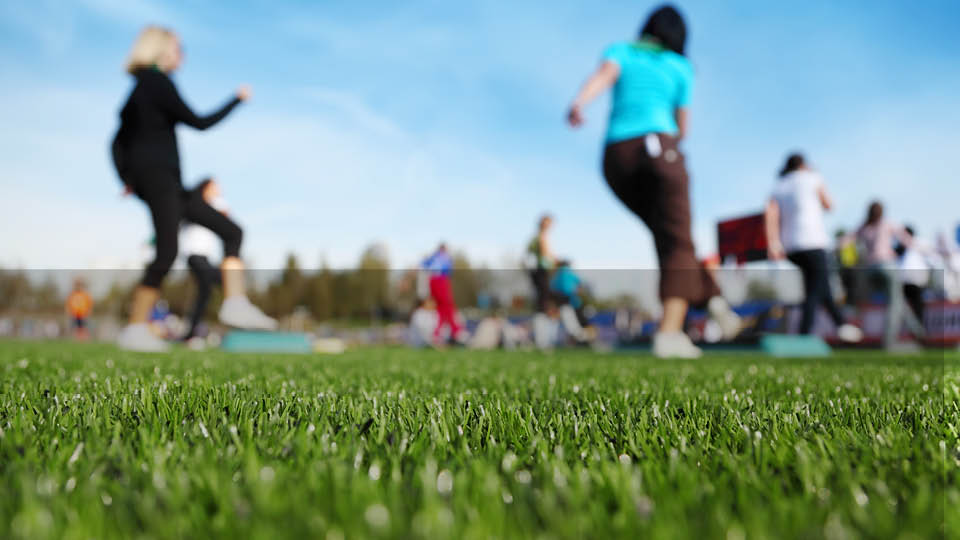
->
[779,153,805,177]
[640,5,687,55]
[896,225,916,257]
[865,201,884,226]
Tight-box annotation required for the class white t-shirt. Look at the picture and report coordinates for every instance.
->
[899,246,931,287]
[771,170,830,253]
[180,224,220,261]
[181,196,230,262]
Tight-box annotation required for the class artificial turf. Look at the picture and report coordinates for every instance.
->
[0,341,956,539]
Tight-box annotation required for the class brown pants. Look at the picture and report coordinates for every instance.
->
[603,133,721,306]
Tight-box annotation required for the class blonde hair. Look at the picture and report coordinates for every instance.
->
[125,26,179,74]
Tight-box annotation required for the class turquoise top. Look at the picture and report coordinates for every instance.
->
[550,267,583,309]
[601,40,694,143]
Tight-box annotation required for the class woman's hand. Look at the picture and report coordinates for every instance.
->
[236,85,252,101]
[122,184,133,197]
[566,61,619,129]
[567,104,585,128]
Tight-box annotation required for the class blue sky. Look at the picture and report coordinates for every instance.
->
[1,0,957,272]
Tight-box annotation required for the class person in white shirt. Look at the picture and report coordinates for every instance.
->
[850,201,925,349]
[765,153,862,343]
[897,226,930,322]
[180,179,228,341]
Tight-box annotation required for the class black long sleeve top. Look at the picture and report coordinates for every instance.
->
[112,68,241,186]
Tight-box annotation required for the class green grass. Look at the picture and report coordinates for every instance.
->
[0,341,956,539]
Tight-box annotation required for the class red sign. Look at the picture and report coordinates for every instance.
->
[717,213,768,264]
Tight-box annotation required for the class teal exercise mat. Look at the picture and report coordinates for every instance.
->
[221,331,313,354]
[760,334,832,357]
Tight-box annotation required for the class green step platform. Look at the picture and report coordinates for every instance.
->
[760,334,832,357]
[221,331,313,354]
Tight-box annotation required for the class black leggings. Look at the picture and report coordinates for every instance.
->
[134,171,242,288]
[184,255,222,339]
[903,284,925,322]
[530,268,550,312]
[787,249,845,334]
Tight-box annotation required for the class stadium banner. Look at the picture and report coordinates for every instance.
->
[923,300,960,346]
[793,300,960,345]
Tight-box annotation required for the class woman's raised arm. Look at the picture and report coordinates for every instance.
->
[567,61,620,128]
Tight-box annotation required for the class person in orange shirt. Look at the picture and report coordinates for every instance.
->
[65,278,93,341]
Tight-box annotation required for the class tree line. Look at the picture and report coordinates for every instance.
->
[0,246,499,323]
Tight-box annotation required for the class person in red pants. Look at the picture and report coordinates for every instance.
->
[422,243,465,345]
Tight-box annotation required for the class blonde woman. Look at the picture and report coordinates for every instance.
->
[111,26,274,351]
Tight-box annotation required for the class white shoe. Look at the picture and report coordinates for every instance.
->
[707,297,742,341]
[218,296,278,330]
[117,323,169,352]
[837,324,864,343]
[653,331,702,359]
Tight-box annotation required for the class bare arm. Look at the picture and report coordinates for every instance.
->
[567,61,620,127]
[539,232,555,265]
[674,108,689,140]
[765,199,785,260]
[817,184,833,211]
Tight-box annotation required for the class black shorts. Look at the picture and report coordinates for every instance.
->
[73,317,87,329]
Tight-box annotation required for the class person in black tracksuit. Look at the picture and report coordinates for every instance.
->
[111,26,272,350]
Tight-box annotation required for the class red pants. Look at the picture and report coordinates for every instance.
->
[429,275,461,340]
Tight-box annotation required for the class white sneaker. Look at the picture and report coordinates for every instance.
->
[837,324,864,343]
[117,323,169,352]
[653,331,702,359]
[707,297,742,341]
[218,296,278,330]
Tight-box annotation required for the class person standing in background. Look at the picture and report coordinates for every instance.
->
[897,226,930,323]
[422,244,465,345]
[527,214,556,313]
[765,153,863,342]
[566,4,741,358]
[853,201,925,349]
[936,231,960,302]
[65,278,94,341]
[110,26,275,351]
[834,228,861,307]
